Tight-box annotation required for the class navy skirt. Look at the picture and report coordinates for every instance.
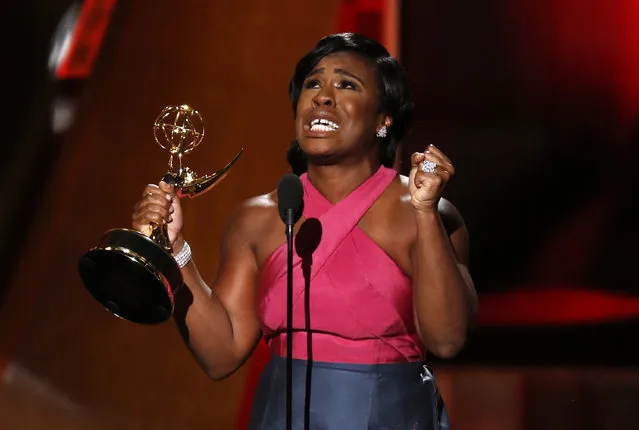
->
[247,355,450,430]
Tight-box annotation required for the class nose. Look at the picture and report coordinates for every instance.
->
[312,87,335,108]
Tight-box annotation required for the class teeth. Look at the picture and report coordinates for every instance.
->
[310,118,339,131]
[310,124,336,132]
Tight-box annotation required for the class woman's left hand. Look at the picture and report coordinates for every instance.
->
[408,144,455,212]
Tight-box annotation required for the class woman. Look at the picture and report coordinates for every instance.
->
[133,33,477,430]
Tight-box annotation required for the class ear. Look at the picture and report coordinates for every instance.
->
[376,115,392,134]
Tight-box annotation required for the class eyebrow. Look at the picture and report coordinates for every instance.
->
[306,67,366,87]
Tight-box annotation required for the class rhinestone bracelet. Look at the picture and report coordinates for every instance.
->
[173,241,192,268]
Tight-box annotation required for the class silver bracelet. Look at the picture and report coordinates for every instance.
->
[173,241,192,268]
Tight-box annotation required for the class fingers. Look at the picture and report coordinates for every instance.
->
[410,151,426,168]
[410,145,455,179]
[132,183,174,234]
[158,180,175,194]
[422,154,453,181]
[425,144,454,169]
[408,145,455,211]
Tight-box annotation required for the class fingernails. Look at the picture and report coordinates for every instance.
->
[169,206,174,214]
[168,216,173,223]
[165,193,172,201]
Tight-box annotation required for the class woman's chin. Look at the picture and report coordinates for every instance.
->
[303,151,341,166]
[298,139,339,156]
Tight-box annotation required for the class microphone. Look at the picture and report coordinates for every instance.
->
[277,173,304,226]
[276,173,304,430]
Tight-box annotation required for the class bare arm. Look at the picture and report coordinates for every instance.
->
[411,200,477,358]
[171,212,262,379]
[133,182,261,380]
[407,147,478,358]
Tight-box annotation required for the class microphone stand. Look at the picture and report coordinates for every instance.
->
[285,208,294,430]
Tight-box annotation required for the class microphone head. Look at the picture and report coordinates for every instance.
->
[277,173,304,224]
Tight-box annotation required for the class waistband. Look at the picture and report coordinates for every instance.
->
[268,353,427,375]
[266,331,424,365]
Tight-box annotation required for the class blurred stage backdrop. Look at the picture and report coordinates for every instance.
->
[1,1,638,429]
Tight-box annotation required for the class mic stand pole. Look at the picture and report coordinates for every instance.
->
[285,208,294,430]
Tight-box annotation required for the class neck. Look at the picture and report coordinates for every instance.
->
[305,160,384,204]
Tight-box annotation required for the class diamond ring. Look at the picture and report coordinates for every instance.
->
[422,160,437,174]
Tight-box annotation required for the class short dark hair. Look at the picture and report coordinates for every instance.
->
[286,32,414,175]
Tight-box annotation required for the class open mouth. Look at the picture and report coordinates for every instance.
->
[309,118,340,132]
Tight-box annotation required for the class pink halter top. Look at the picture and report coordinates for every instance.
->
[257,166,424,364]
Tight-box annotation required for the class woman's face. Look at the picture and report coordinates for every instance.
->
[295,51,388,164]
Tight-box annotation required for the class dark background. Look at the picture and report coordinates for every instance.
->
[401,0,639,366]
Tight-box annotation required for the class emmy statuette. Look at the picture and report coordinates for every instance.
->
[78,104,242,324]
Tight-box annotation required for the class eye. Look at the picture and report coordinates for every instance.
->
[303,79,320,89]
[337,79,357,90]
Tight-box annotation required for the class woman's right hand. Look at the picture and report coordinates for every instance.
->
[132,181,183,247]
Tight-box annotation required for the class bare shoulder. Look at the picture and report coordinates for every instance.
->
[225,190,279,238]
[241,191,278,212]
